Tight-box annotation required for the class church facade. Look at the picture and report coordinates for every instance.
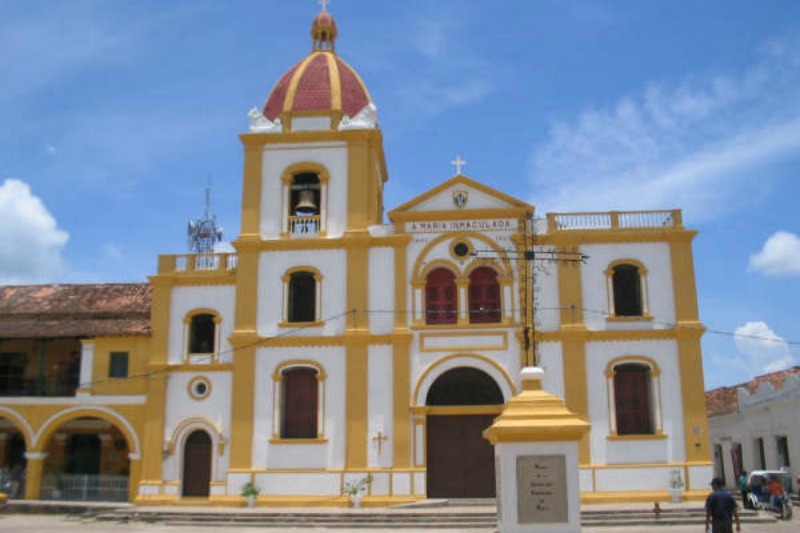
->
[0,9,711,505]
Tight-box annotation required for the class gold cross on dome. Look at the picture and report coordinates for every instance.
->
[372,431,389,456]
[318,0,330,12]
[451,154,467,175]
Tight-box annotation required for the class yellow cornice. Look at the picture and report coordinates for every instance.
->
[227,331,413,349]
[238,127,383,146]
[536,228,698,246]
[537,326,705,343]
[231,233,410,252]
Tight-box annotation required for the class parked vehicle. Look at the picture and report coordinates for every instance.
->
[746,470,793,519]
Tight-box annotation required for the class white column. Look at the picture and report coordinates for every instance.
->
[78,339,95,394]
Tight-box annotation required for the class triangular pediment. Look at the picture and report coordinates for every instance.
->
[388,175,533,222]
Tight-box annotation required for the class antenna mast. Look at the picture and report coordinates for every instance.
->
[187,182,224,254]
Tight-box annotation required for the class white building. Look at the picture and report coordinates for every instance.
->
[707,367,800,491]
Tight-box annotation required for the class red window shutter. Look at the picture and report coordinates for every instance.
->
[425,268,457,325]
[468,267,501,324]
[282,368,318,438]
[614,364,652,435]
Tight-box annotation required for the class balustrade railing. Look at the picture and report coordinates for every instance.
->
[158,253,238,274]
[547,210,681,232]
[288,215,321,236]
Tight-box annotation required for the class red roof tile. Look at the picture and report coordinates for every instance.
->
[705,366,800,416]
[0,283,151,338]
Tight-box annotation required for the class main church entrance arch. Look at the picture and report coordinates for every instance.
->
[425,366,505,498]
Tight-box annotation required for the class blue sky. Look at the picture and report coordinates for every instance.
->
[1,0,799,390]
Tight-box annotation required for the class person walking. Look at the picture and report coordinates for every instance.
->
[737,470,749,508]
[706,477,741,533]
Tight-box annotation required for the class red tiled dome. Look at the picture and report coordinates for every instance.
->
[261,9,372,122]
[263,52,372,121]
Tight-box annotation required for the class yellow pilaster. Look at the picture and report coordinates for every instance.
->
[392,335,412,468]
[345,235,369,331]
[557,259,584,327]
[557,253,590,464]
[394,242,408,330]
[239,135,265,236]
[561,330,591,464]
[140,278,171,484]
[128,457,142,502]
[346,336,368,469]
[346,132,385,231]
[230,344,257,469]
[24,454,45,499]
[669,232,709,469]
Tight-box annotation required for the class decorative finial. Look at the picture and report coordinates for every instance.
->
[451,154,467,175]
[318,0,330,12]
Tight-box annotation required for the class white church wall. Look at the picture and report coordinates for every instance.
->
[168,286,236,365]
[580,243,675,330]
[538,341,565,399]
[162,371,232,482]
[252,345,346,470]
[256,249,348,337]
[368,247,395,334]
[368,343,394,468]
[533,257,561,331]
[259,142,349,239]
[585,339,686,465]
[411,352,516,406]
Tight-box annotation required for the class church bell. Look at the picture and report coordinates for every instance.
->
[295,189,318,211]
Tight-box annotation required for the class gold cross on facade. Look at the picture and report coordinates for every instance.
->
[372,430,389,456]
[451,154,467,175]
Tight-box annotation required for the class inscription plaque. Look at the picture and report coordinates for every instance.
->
[516,454,567,524]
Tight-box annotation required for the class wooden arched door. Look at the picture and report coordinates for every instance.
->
[425,367,503,498]
[182,430,211,497]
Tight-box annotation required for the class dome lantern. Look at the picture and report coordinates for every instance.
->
[311,2,337,52]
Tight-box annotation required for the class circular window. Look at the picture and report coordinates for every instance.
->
[451,241,472,259]
[188,376,211,401]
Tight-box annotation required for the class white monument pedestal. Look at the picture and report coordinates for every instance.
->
[483,367,590,533]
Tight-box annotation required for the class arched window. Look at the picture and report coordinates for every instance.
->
[613,363,653,435]
[288,272,317,323]
[281,367,319,439]
[468,267,501,323]
[612,264,643,317]
[189,314,216,354]
[425,268,457,325]
[289,173,320,235]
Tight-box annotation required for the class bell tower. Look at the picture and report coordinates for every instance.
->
[237,5,387,243]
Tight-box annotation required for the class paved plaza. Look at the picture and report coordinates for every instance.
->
[0,514,797,533]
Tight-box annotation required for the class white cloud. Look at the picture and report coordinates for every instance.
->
[749,231,800,276]
[101,243,124,261]
[734,321,797,374]
[0,179,69,283]
[530,34,800,221]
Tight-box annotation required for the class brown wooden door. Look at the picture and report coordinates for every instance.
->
[427,414,496,498]
[182,430,211,497]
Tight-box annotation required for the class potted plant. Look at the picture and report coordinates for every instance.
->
[341,474,373,508]
[241,481,260,507]
[669,469,684,503]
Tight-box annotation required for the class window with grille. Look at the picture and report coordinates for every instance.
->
[425,268,457,325]
[281,367,319,439]
[613,363,652,435]
[468,267,501,323]
[612,264,643,316]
